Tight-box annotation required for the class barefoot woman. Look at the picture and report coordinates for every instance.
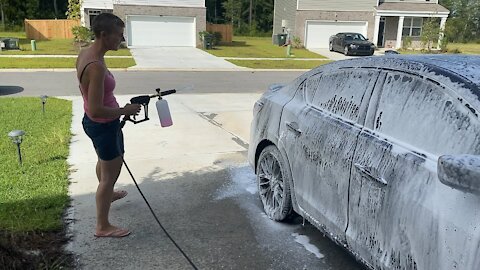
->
[76,13,141,238]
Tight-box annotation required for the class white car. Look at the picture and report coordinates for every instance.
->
[248,55,480,270]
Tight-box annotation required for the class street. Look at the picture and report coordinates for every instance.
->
[0,70,305,97]
[1,71,365,269]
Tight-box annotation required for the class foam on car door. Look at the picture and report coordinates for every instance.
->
[346,71,480,270]
[279,68,380,244]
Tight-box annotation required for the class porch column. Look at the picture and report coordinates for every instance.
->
[437,16,447,49]
[396,16,404,49]
[373,15,381,46]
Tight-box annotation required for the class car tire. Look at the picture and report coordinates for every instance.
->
[344,46,350,56]
[256,145,293,221]
[329,42,334,51]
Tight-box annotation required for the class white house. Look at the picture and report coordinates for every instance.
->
[274,0,450,49]
[81,0,206,47]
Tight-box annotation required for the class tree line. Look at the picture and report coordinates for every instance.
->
[0,0,478,43]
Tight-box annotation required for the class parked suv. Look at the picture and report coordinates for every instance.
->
[248,55,480,270]
[329,32,375,56]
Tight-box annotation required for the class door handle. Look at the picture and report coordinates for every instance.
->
[354,163,387,185]
[285,121,302,135]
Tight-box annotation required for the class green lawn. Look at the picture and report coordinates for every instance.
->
[228,59,332,69]
[447,43,480,54]
[0,97,72,232]
[206,36,326,58]
[0,57,136,68]
[0,31,131,56]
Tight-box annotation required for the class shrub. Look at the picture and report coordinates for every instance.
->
[292,36,303,48]
[72,26,93,44]
[402,36,412,50]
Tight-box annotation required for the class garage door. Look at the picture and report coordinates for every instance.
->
[305,21,368,49]
[127,15,195,47]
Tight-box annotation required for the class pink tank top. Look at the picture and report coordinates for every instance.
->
[79,62,120,123]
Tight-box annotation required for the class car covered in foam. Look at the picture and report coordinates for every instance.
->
[248,55,480,270]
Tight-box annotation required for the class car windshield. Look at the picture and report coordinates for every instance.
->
[344,34,366,41]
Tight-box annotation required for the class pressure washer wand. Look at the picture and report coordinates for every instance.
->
[121,88,176,127]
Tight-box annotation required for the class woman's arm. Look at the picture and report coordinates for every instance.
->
[86,63,139,119]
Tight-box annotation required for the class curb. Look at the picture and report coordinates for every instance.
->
[0,68,310,72]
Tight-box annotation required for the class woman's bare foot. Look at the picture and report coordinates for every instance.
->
[111,190,128,202]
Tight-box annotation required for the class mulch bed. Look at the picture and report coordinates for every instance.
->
[0,228,74,269]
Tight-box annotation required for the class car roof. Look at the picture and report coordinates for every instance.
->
[338,32,363,36]
[308,55,480,111]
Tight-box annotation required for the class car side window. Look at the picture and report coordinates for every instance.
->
[373,71,480,155]
[306,69,379,123]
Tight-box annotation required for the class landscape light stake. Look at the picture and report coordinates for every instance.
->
[8,130,25,165]
[40,95,48,114]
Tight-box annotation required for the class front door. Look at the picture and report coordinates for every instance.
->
[377,17,385,47]
[279,69,380,242]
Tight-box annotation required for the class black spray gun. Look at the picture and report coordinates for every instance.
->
[121,88,176,128]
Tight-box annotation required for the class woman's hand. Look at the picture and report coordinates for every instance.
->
[123,103,142,116]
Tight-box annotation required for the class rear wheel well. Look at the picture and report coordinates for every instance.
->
[255,140,275,173]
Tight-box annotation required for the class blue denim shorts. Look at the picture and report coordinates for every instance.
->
[82,114,124,161]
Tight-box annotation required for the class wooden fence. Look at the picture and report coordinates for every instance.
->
[25,19,80,40]
[206,23,233,43]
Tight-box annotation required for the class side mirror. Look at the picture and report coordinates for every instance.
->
[438,155,480,195]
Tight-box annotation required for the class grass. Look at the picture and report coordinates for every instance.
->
[228,59,333,69]
[0,57,136,68]
[206,36,326,58]
[0,31,131,56]
[447,43,480,54]
[0,97,72,232]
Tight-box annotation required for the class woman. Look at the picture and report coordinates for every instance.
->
[76,13,141,238]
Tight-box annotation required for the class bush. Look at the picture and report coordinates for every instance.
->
[402,36,412,50]
[213,32,222,45]
[71,26,93,44]
[292,36,303,49]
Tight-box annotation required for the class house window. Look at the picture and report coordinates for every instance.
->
[402,17,423,37]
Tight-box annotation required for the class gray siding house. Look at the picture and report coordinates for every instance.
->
[274,0,449,49]
[81,0,206,47]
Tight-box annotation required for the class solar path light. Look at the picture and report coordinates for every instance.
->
[8,130,25,165]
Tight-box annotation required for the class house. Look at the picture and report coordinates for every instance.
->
[273,0,449,49]
[81,0,206,47]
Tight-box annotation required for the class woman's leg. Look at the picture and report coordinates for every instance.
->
[95,155,126,234]
[96,158,127,202]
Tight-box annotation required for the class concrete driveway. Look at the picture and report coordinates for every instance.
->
[66,93,365,270]
[310,48,384,61]
[129,47,241,70]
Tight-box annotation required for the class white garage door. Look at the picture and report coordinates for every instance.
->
[305,21,368,49]
[127,15,195,47]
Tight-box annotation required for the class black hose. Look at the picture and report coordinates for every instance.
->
[117,121,199,270]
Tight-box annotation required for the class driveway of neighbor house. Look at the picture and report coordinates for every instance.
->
[129,47,242,70]
[309,48,385,61]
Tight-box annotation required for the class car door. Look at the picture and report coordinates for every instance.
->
[279,68,380,243]
[334,34,342,51]
[347,70,480,270]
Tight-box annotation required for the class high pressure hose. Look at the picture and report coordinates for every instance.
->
[115,91,199,270]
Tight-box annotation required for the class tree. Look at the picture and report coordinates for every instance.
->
[66,0,81,20]
[222,0,242,27]
[439,0,480,42]
[421,18,440,51]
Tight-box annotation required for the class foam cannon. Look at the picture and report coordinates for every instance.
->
[122,88,175,128]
